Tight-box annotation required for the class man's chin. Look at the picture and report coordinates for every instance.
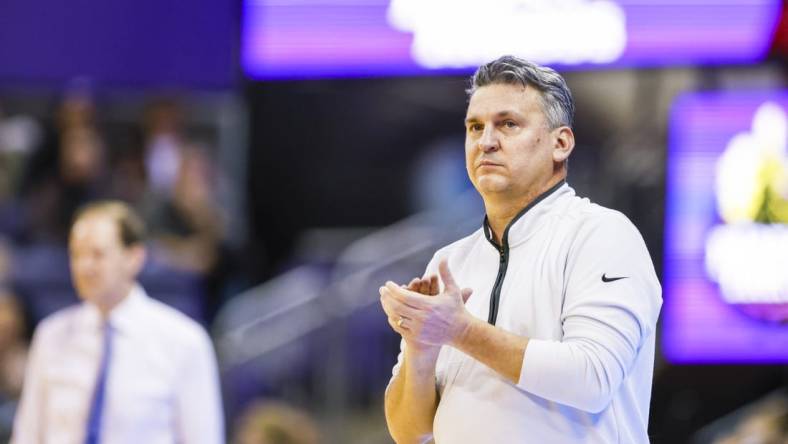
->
[75,289,102,305]
[475,181,511,198]
[477,185,511,199]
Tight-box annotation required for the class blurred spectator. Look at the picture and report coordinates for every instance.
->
[144,144,224,274]
[0,290,29,442]
[234,400,320,444]
[20,81,97,193]
[59,127,106,186]
[143,99,187,198]
[0,102,42,237]
[710,392,788,444]
[141,142,230,322]
[140,99,226,275]
[24,125,109,242]
[16,86,110,243]
[56,92,95,132]
[110,143,147,208]
[0,102,42,202]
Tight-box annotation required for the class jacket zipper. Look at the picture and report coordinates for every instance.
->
[487,243,509,325]
[483,179,566,325]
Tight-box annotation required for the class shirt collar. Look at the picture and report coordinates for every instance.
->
[79,284,148,335]
[483,180,573,250]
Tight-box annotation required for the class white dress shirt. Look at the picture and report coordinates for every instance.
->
[12,284,224,444]
[390,183,662,443]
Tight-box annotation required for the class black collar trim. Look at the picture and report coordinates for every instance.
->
[483,179,566,250]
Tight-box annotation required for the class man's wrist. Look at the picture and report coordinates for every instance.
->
[405,342,441,370]
[449,311,480,351]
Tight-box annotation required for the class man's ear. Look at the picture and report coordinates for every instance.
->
[128,244,147,277]
[552,126,575,163]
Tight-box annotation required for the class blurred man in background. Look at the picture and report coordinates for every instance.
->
[11,201,224,443]
[381,56,662,443]
[0,290,28,441]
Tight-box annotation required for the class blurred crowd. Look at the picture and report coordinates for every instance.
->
[0,86,240,439]
[0,88,225,270]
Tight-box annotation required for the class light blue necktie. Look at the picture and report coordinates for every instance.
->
[85,322,113,444]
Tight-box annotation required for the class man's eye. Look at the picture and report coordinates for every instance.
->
[504,120,517,128]
[469,123,483,132]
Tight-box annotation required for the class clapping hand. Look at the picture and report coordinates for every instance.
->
[380,260,473,351]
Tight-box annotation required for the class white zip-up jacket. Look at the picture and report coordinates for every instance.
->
[390,182,662,443]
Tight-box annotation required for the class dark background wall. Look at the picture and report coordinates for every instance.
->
[0,0,236,89]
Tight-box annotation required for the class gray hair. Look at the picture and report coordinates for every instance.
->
[468,56,575,129]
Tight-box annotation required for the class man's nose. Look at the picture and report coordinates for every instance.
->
[478,126,499,152]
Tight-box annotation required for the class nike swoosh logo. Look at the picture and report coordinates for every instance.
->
[602,273,627,283]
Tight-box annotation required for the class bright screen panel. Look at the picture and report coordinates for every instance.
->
[242,0,781,79]
[663,90,788,364]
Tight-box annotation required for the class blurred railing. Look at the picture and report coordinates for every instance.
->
[214,190,483,442]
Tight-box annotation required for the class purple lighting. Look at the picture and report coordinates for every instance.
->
[663,90,788,364]
[242,0,781,80]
